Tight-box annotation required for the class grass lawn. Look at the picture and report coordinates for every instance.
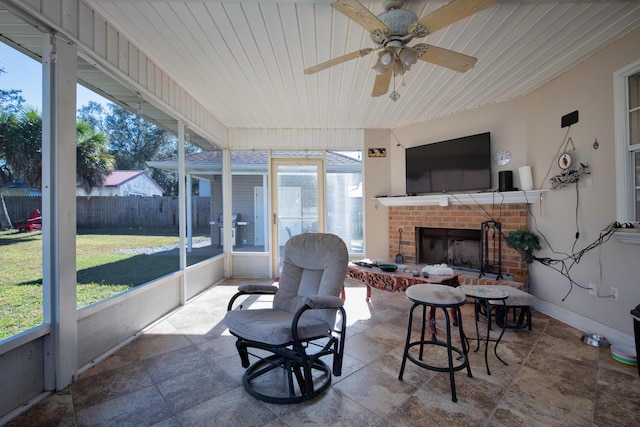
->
[0,229,211,341]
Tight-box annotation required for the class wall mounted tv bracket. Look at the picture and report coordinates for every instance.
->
[550,163,590,189]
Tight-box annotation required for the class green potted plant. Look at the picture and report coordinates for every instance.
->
[505,229,541,264]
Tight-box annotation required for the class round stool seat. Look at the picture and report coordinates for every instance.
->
[406,284,466,306]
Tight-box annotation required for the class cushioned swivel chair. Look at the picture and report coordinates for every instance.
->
[224,232,348,403]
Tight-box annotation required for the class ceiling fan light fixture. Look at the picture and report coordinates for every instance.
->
[380,51,393,66]
[399,48,418,67]
[394,60,405,76]
[372,59,387,75]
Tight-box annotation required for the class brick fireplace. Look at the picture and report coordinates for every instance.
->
[388,203,530,286]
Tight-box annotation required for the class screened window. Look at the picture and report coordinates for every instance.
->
[231,150,269,253]
[629,72,640,219]
[326,151,364,254]
[615,64,640,222]
[1,43,44,341]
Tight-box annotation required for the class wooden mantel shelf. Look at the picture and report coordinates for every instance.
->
[374,190,547,207]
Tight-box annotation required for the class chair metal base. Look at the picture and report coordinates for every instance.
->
[226,294,347,405]
[243,354,332,404]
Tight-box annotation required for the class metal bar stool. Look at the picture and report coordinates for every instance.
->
[485,285,536,331]
[398,284,472,402]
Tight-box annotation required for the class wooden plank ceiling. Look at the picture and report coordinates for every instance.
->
[6,1,640,131]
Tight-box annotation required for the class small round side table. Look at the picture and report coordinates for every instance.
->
[458,285,509,375]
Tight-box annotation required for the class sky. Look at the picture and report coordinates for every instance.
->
[0,41,109,111]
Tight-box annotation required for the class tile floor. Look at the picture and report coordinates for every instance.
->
[6,278,640,426]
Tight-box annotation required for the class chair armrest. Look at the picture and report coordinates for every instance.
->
[303,295,344,309]
[227,284,278,311]
[238,283,278,294]
[292,301,346,343]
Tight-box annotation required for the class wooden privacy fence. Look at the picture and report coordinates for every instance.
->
[2,195,214,229]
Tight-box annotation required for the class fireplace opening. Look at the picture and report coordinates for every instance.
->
[416,227,482,271]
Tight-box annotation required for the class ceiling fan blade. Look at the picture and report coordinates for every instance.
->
[304,48,375,74]
[332,0,390,33]
[418,44,477,73]
[413,0,498,35]
[372,66,393,97]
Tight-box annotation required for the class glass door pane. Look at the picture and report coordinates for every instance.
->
[271,158,323,275]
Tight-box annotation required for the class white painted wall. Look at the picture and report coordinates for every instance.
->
[375,27,640,344]
[391,98,529,195]
[363,129,392,262]
[524,26,640,341]
[229,128,364,150]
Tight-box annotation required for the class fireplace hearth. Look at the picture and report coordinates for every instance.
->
[417,227,482,271]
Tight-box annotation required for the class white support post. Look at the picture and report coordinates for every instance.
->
[41,34,78,390]
[178,121,187,304]
[187,173,193,253]
[262,174,269,252]
[222,148,232,276]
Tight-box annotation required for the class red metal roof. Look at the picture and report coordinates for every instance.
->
[103,170,145,187]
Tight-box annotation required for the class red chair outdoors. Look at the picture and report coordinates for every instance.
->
[15,209,42,232]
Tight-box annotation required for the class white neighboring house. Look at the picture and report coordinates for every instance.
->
[77,170,164,197]
[0,181,41,197]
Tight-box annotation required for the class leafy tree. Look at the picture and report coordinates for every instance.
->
[79,102,167,170]
[78,102,200,196]
[2,108,42,187]
[0,108,114,191]
[0,67,25,115]
[76,119,116,193]
[0,111,18,184]
[0,67,25,184]
[76,101,107,136]
[0,111,17,229]
[0,68,26,188]
[0,88,25,115]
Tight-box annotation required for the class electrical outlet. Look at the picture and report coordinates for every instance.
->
[610,287,618,302]
[588,282,597,296]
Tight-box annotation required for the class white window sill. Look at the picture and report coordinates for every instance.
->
[614,230,640,245]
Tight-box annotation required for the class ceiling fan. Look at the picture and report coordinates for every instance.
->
[304,0,498,98]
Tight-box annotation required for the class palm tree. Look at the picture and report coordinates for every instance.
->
[0,110,115,227]
[2,110,114,191]
[75,119,115,194]
[0,111,17,229]
[0,111,17,183]
[2,108,41,188]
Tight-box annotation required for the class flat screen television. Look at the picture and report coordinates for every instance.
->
[405,132,491,194]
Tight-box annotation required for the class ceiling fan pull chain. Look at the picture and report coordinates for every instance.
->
[390,71,400,101]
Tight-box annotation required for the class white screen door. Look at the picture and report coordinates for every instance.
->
[271,158,324,275]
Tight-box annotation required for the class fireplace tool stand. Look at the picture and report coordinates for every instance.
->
[480,220,502,280]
